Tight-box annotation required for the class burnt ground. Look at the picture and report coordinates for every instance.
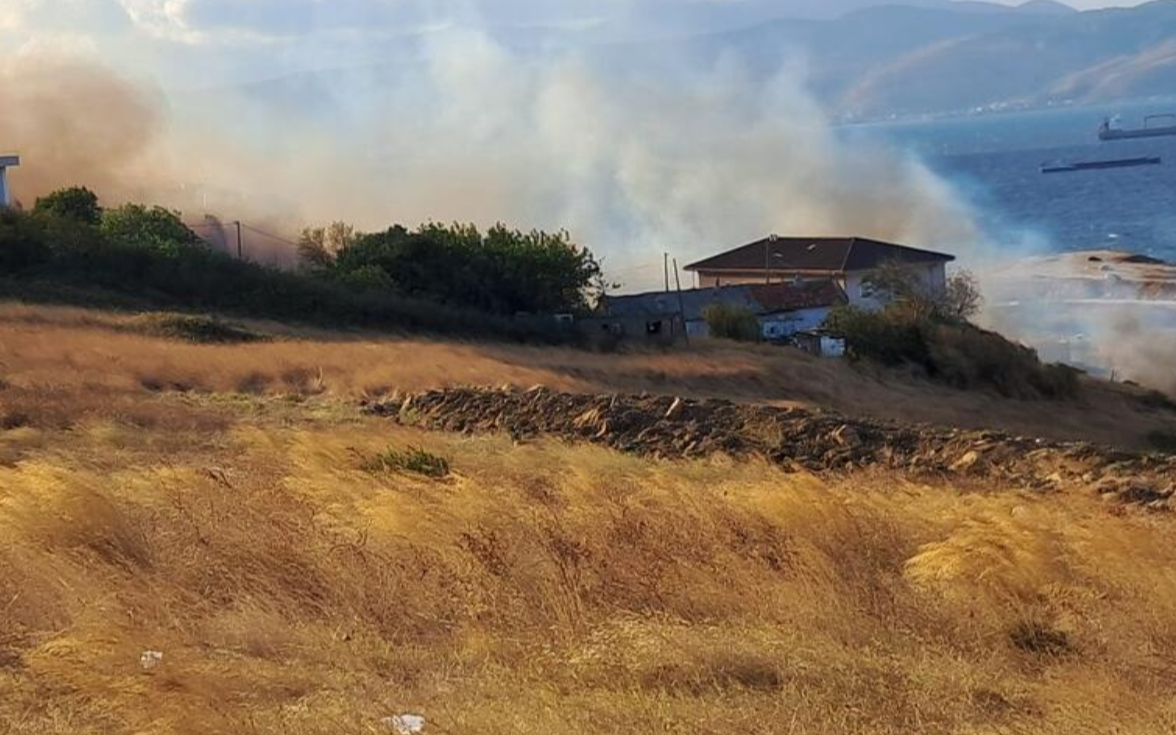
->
[366,387,1176,509]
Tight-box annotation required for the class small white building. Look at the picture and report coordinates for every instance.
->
[0,155,19,208]
[685,235,955,310]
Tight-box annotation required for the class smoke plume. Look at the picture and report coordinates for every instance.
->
[0,54,164,203]
[5,37,1176,393]
[0,34,985,286]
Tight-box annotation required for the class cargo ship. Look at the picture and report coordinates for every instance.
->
[1040,156,1161,174]
[1098,114,1176,141]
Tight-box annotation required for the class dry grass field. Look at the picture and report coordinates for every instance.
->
[2,302,1176,734]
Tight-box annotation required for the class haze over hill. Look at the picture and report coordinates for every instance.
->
[230,0,1176,120]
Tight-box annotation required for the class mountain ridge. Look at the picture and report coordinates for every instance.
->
[223,1,1176,121]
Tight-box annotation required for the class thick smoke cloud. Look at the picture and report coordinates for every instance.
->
[0,54,163,203]
[2,28,1172,393]
[1,32,986,286]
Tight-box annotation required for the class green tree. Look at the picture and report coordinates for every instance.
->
[34,187,102,226]
[100,204,204,257]
[330,222,604,315]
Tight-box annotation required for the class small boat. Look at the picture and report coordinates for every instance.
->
[1099,114,1176,141]
[1041,156,1161,174]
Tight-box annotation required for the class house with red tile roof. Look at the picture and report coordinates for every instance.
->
[685,236,955,308]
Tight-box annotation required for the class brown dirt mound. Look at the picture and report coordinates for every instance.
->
[366,387,1176,507]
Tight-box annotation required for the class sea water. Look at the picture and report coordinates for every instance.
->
[848,100,1176,261]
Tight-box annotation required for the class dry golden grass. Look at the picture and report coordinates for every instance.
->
[3,411,1176,734]
[2,301,1176,734]
[0,302,1173,449]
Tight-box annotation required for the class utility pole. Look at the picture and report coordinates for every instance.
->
[672,257,690,347]
[664,252,670,293]
[234,221,243,260]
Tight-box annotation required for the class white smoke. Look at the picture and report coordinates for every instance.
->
[4,30,988,289]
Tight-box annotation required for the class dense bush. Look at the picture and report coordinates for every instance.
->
[824,304,1079,399]
[0,207,52,270]
[33,186,103,226]
[314,221,605,316]
[703,303,762,342]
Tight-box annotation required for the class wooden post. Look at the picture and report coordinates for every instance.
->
[673,257,690,347]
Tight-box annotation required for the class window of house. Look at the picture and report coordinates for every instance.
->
[646,321,663,335]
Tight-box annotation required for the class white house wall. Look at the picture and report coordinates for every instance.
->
[760,307,832,339]
[847,263,948,310]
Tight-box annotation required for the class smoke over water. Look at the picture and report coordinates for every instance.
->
[0,34,985,284]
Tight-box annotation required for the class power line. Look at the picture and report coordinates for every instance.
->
[240,222,299,247]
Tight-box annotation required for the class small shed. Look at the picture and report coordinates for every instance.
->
[792,330,847,358]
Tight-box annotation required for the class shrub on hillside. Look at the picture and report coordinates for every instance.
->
[100,204,205,257]
[925,321,1079,399]
[0,207,52,271]
[823,304,926,366]
[327,221,606,315]
[33,186,103,226]
[703,304,761,342]
[132,314,270,344]
[825,305,1079,399]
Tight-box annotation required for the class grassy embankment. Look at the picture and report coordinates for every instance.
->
[2,302,1176,734]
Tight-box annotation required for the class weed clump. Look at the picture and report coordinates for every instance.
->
[133,314,270,344]
[703,304,762,343]
[1009,620,1072,656]
[363,446,451,479]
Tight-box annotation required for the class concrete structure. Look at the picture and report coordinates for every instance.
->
[685,236,955,309]
[575,313,686,349]
[0,155,19,208]
[599,280,847,342]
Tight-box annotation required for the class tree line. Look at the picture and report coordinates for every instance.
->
[0,187,607,340]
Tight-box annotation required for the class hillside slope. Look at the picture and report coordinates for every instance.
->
[1,302,1174,450]
[2,302,1176,734]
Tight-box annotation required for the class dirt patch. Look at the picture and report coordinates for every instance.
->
[367,387,1176,507]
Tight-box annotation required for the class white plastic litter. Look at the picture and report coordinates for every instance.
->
[139,651,164,670]
[382,714,426,734]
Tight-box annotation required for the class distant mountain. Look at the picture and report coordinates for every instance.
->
[830,0,1176,116]
[226,1,1176,122]
[661,0,1176,117]
[1016,0,1080,16]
